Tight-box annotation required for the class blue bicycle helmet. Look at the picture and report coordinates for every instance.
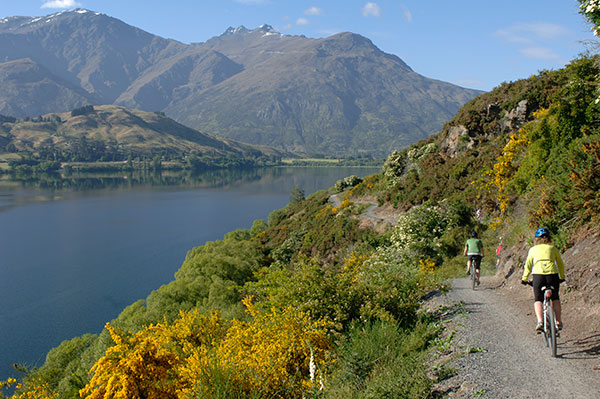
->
[535,227,550,238]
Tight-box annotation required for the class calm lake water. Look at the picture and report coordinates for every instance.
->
[0,166,378,380]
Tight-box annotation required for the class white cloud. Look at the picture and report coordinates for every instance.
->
[519,46,562,61]
[281,24,292,30]
[305,6,323,16]
[495,22,570,65]
[41,0,81,8]
[362,2,381,17]
[296,17,309,26]
[495,22,569,44]
[400,3,412,23]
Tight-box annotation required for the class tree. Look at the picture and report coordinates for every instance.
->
[289,185,305,204]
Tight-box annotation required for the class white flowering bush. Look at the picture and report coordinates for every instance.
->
[390,201,460,265]
[382,150,406,181]
[407,143,437,162]
[580,0,600,35]
[334,175,363,192]
[579,0,600,104]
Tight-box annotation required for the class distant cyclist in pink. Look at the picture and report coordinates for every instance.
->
[521,228,565,333]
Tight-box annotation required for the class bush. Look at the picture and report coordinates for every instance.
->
[325,321,435,399]
[70,105,95,117]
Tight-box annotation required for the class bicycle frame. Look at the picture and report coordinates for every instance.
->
[541,285,558,357]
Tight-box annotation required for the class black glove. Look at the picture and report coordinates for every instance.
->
[521,280,528,285]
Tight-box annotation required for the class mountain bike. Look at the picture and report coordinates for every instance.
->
[526,281,558,357]
[468,255,480,290]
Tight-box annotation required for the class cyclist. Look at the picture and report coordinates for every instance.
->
[496,238,503,268]
[464,231,484,285]
[521,227,565,333]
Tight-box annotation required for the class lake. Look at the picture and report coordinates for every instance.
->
[0,166,379,380]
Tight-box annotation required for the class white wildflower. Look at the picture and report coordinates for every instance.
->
[309,351,316,382]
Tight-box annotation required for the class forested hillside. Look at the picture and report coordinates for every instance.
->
[2,41,600,399]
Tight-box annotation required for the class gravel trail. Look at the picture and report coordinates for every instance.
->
[434,277,600,398]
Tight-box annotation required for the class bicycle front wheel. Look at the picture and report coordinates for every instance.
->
[547,304,557,357]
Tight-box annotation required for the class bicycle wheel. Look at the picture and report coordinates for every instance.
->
[542,307,549,347]
[471,263,476,290]
[547,303,557,357]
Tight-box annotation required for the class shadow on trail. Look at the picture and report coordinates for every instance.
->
[558,333,600,360]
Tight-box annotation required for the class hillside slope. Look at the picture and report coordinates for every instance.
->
[0,105,288,160]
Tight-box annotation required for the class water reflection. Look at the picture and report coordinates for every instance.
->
[0,168,269,192]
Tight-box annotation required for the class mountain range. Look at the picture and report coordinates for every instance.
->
[0,9,483,157]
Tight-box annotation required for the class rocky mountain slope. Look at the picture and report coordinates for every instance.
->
[0,9,482,156]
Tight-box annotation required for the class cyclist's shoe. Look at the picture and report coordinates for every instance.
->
[476,279,480,286]
[536,322,544,334]
[466,269,471,275]
[557,322,563,331]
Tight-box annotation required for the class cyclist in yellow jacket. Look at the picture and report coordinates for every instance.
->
[521,228,565,333]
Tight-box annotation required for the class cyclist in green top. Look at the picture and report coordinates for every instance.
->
[464,231,484,285]
[521,227,566,333]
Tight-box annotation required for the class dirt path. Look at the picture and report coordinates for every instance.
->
[432,277,600,398]
[329,194,399,226]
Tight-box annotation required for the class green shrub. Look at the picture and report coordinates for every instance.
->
[325,321,435,399]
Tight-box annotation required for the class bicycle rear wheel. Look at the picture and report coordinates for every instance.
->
[542,311,549,347]
[547,303,557,357]
[471,263,476,290]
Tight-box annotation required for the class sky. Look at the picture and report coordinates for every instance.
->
[1,0,595,91]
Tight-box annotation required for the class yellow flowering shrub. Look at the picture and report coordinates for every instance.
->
[78,304,332,399]
[199,299,333,397]
[79,310,225,399]
[0,377,58,399]
[476,111,548,228]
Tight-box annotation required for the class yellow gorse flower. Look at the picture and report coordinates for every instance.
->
[78,305,332,399]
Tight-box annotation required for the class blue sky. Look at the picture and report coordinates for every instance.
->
[1,0,594,91]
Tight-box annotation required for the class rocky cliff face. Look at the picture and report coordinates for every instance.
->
[439,99,531,157]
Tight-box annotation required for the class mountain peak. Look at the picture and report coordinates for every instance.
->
[221,24,279,37]
[222,25,250,36]
[257,24,275,32]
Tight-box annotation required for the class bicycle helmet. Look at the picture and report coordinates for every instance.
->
[535,227,550,238]
[471,231,477,237]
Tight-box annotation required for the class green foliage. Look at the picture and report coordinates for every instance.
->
[289,185,305,204]
[325,321,435,399]
[488,56,600,233]
[30,334,96,397]
[70,105,95,117]
[579,0,600,35]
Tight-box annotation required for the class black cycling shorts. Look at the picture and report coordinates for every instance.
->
[468,255,482,270]
[532,274,561,302]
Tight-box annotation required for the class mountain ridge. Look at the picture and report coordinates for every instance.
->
[0,8,483,156]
